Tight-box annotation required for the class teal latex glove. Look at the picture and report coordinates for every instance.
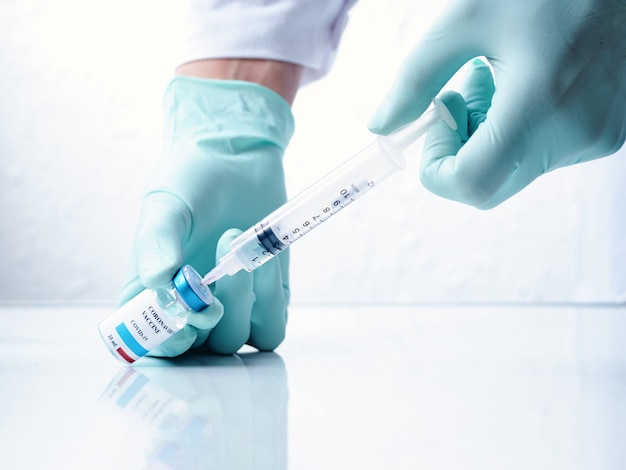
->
[369,0,626,209]
[119,77,294,355]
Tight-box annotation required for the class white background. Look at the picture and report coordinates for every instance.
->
[1,0,624,304]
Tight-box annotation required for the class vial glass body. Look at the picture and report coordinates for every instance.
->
[98,265,214,364]
[99,283,189,364]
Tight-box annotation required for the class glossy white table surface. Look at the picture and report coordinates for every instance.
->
[1,304,625,470]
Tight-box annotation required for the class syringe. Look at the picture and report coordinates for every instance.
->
[201,98,456,285]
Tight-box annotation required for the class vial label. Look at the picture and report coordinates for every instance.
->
[98,289,182,364]
[100,368,185,427]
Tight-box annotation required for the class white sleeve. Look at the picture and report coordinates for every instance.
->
[180,0,358,85]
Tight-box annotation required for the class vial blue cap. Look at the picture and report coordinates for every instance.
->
[173,265,214,312]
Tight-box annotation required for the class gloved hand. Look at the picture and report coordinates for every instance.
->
[368,0,626,209]
[119,77,294,355]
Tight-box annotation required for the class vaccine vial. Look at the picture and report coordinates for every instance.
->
[98,265,214,364]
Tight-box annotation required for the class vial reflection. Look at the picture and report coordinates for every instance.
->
[100,353,288,470]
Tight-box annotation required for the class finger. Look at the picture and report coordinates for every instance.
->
[420,61,495,203]
[205,229,256,354]
[247,252,289,351]
[368,3,486,134]
[185,298,225,348]
[149,325,198,358]
[421,91,468,200]
[462,59,495,134]
[424,73,544,209]
[186,299,224,331]
[421,91,468,192]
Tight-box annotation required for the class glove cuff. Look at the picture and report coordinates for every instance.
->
[162,76,295,153]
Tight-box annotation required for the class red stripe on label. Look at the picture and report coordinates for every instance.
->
[116,368,136,387]
[116,347,135,364]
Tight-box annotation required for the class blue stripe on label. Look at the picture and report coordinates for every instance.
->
[115,322,149,357]
[116,373,150,408]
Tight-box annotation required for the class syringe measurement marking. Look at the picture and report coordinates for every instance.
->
[279,180,374,244]
[250,180,374,267]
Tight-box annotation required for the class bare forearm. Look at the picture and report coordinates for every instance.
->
[176,58,303,105]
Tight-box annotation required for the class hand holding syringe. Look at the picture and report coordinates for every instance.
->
[202,98,456,285]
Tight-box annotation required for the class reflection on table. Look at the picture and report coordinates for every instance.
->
[99,353,287,470]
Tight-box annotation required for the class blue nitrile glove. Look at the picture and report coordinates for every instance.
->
[369,0,626,209]
[119,77,294,356]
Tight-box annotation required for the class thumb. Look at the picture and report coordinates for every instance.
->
[368,5,484,134]
[118,192,192,304]
[135,192,191,286]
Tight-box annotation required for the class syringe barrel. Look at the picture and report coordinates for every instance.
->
[227,138,406,272]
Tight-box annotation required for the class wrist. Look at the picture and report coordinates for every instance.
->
[163,77,295,154]
[176,58,302,105]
